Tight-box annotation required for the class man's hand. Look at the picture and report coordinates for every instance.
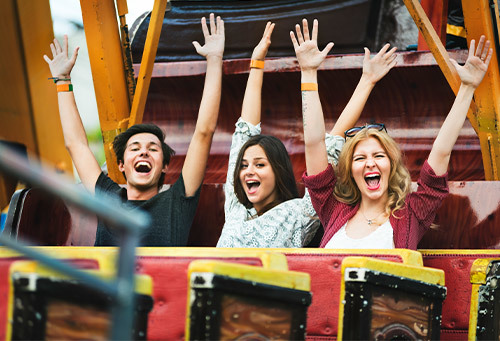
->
[43,35,79,79]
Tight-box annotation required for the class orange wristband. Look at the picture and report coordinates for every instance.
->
[57,83,73,92]
[250,59,265,69]
[301,83,318,91]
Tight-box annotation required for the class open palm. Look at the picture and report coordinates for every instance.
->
[451,35,492,88]
[290,19,333,71]
[192,13,225,59]
[362,43,397,84]
[43,35,78,78]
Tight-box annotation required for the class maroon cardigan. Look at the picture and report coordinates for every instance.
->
[303,160,449,250]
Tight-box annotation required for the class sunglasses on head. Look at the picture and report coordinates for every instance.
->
[344,123,387,138]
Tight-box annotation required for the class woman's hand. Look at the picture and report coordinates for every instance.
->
[428,35,493,176]
[193,13,225,60]
[450,35,492,88]
[251,21,275,61]
[290,19,333,72]
[362,43,397,85]
[43,35,79,79]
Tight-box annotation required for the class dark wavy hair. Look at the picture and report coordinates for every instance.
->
[112,123,175,186]
[233,135,299,215]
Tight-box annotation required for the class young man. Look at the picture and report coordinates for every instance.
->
[44,14,225,246]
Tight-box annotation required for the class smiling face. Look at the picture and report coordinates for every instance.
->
[239,144,278,213]
[351,137,391,204]
[118,133,168,194]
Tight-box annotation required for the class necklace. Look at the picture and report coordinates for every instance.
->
[360,209,383,226]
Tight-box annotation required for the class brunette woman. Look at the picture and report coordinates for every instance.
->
[217,22,397,247]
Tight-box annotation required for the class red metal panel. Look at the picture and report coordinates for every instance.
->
[417,0,448,50]
[419,181,500,249]
[0,258,23,340]
[421,252,500,339]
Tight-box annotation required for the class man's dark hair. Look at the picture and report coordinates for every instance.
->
[113,123,175,186]
[233,135,299,215]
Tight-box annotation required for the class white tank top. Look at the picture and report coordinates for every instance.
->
[324,219,394,249]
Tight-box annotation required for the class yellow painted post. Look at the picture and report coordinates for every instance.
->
[402,0,479,132]
[79,0,130,183]
[0,0,73,208]
[462,0,500,180]
[128,0,168,128]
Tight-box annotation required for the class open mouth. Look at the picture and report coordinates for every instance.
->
[134,161,152,173]
[246,180,261,194]
[364,173,381,190]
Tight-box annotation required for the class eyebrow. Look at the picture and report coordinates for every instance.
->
[242,157,267,162]
[353,150,386,157]
[127,141,160,148]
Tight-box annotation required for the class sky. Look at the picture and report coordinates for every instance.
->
[50,0,154,36]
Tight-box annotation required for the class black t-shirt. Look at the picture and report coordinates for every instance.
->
[94,173,201,246]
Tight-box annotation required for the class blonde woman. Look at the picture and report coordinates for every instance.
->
[293,18,492,249]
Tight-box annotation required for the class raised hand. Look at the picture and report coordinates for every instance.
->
[450,35,493,88]
[252,22,275,60]
[192,13,225,59]
[290,18,333,71]
[43,35,79,78]
[362,43,397,85]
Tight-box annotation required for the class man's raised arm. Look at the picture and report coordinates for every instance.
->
[44,35,101,193]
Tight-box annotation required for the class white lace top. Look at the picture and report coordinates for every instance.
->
[216,118,344,248]
[324,220,394,249]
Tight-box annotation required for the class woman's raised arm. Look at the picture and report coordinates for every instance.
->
[428,35,492,176]
[241,22,275,125]
[291,18,333,176]
[330,43,397,136]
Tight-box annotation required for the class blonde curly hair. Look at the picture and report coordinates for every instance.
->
[333,128,412,218]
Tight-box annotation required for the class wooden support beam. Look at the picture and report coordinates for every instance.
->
[402,0,478,131]
[79,0,130,183]
[462,0,500,180]
[128,0,168,128]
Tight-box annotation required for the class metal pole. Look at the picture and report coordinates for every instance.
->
[110,229,140,339]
